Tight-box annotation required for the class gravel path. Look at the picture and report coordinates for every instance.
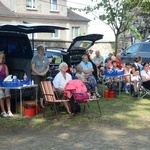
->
[0,124,149,150]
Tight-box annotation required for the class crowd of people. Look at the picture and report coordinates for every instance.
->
[0,44,150,117]
[102,53,150,97]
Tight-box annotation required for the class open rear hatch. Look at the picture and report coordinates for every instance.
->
[67,34,103,54]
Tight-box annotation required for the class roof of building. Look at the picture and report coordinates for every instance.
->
[67,9,90,22]
[0,1,15,17]
[0,2,90,22]
[15,9,90,22]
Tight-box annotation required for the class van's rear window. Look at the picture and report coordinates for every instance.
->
[0,35,32,59]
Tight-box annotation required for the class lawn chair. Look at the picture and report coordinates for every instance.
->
[64,79,102,119]
[138,79,150,99]
[40,81,70,120]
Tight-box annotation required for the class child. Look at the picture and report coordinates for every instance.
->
[75,65,96,98]
[131,56,142,96]
[106,61,124,94]
[123,62,132,93]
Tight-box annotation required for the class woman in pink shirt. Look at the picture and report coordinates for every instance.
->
[0,52,13,117]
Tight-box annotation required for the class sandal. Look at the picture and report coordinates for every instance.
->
[1,112,9,118]
[7,111,14,117]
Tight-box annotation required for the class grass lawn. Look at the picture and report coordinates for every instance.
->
[0,85,150,130]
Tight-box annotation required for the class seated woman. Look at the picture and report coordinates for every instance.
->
[0,52,13,117]
[79,54,101,98]
[140,62,150,90]
[53,62,72,114]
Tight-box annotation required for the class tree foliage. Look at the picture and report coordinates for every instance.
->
[71,0,135,54]
[127,0,150,14]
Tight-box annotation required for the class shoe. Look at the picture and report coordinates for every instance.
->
[1,112,9,118]
[96,93,101,98]
[7,111,14,117]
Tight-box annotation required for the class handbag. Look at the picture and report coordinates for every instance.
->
[73,92,90,102]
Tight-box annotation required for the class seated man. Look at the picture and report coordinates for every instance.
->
[80,54,101,98]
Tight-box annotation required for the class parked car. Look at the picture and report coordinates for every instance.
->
[34,34,104,80]
[121,42,150,64]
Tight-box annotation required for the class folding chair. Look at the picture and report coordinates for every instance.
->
[40,81,70,120]
[64,79,102,119]
[138,80,150,99]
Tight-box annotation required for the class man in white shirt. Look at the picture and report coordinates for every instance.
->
[92,50,104,68]
[92,50,104,80]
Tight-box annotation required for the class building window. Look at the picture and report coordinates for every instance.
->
[52,30,59,39]
[72,27,80,38]
[50,0,58,11]
[26,0,35,9]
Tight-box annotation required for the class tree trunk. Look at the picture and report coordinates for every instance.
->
[114,34,119,55]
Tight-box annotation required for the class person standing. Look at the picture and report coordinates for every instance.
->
[31,45,49,108]
[0,52,13,117]
[92,50,104,69]
[92,50,104,81]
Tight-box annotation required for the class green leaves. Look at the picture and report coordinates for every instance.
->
[129,26,142,40]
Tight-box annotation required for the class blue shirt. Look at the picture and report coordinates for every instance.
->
[80,61,93,70]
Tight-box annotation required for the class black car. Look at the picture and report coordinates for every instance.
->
[34,34,104,80]
[121,42,150,63]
